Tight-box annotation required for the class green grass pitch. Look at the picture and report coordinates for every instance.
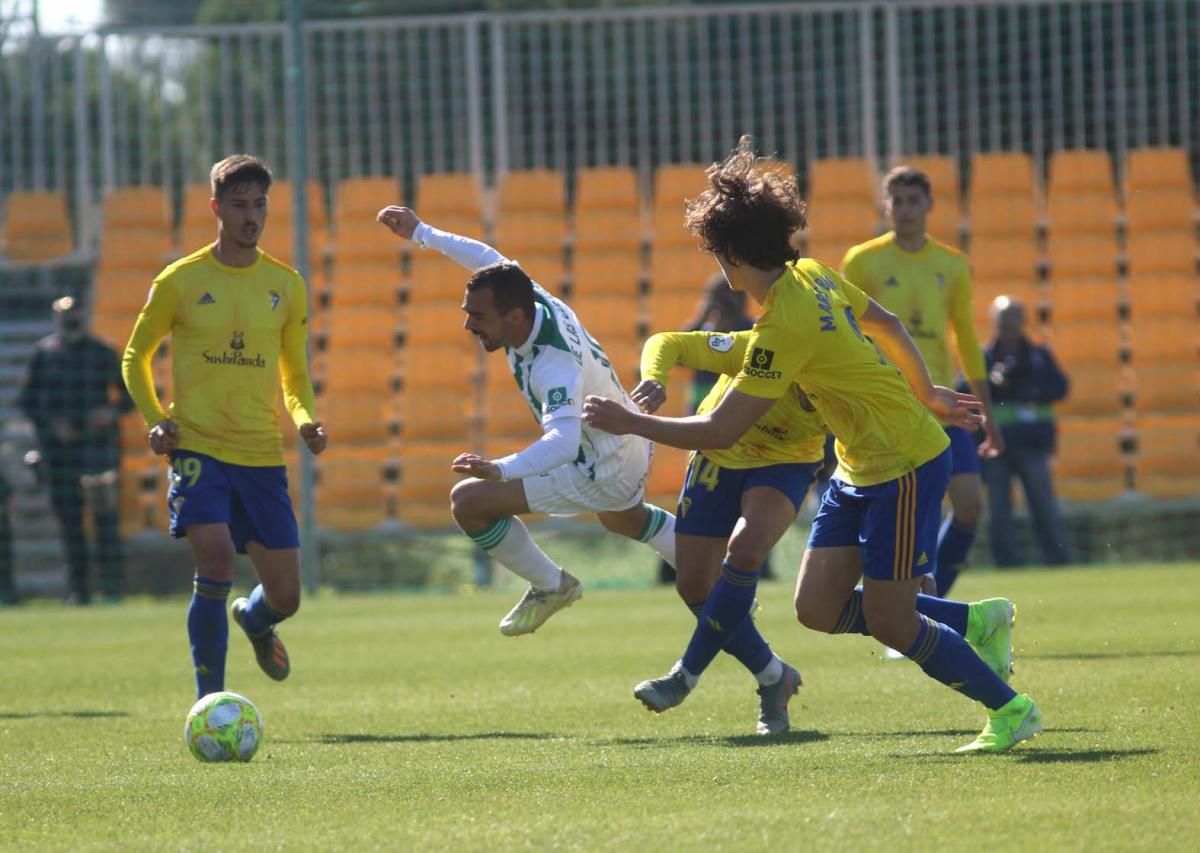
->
[1,563,1198,850]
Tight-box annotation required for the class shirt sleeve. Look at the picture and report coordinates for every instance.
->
[412,221,508,271]
[529,349,584,428]
[729,293,811,401]
[494,418,582,481]
[640,331,750,385]
[279,272,318,427]
[948,259,987,382]
[121,277,177,426]
[105,344,136,414]
[840,246,874,297]
[839,274,871,318]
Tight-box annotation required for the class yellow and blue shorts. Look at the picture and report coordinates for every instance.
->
[167,450,299,553]
[676,453,821,538]
[807,448,952,580]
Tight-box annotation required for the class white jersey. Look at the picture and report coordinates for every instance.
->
[509,284,643,485]
[411,222,649,510]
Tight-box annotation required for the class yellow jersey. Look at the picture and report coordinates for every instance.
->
[730,259,949,486]
[840,232,986,386]
[121,245,317,467]
[641,330,827,468]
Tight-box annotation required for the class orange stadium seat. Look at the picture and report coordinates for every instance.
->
[316,446,392,531]
[1124,189,1196,234]
[599,340,642,388]
[573,210,642,254]
[317,393,395,445]
[808,157,876,206]
[1046,235,1120,279]
[483,391,542,442]
[322,306,400,352]
[406,253,470,304]
[1126,273,1200,319]
[399,342,479,390]
[1124,147,1195,195]
[93,269,154,315]
[1048,149,1115,196]
[571,253,641,300]
[1,189,73,261]
[510,252,565,292]
[494,211,567,256]
[804,199,880,241]
[654,163,708,209]
[1124,233,1198,277]
[575,166,640,213]
[650,246,719,294]
[651,206,698,250]
[1129,316,1199,366]
[647,445,691,501]
[968,199,1039,239]
[1056,365,1126,417]
[498,169,566,215]
[649,291,704,332]
[1045,193,1119,238]
[569,294,640,344]
[98,228,173,272]
[1134,414,1200,499]
[316,347,398,392]
[104,185,171,230]
[331,226,403,265]
[1047,318,1124,371]
[1132,365,1200,415]
[334,175,400,224]
[327,258,402,308]
[401,302,470,346]
[804,237,858,268]
[970,151,1036,198]
[414,172,482,221]
[1053,415,1128,501]
[396,441,462,528]
[400,392,472,442]
[969,235,1041,280]
[1045,276,1122,324]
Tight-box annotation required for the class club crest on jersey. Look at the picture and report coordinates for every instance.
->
[708,334,734,353]
[545,386,573,413]
[269,290,281,311]
[230,331,245,350]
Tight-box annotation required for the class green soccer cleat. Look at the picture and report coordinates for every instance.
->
[231,597,291,681]
[956,693,1043,753]
[967,597,1016,682]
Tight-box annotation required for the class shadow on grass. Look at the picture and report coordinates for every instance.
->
[596,730,830,749]
[903,746,1157,763]
[308,732,550,745]
[873,726,1098,738]
[1021,650,1199,661]
[0,710,129,719]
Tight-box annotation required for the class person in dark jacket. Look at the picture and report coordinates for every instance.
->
[18,295,135,603]
[0,471,14,605]
[980,296,1071,567]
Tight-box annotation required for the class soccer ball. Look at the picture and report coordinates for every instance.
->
[184,691,264,762]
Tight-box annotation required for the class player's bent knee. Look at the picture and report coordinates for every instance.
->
[794,597,837,633]
[449,479,491,529]
[596,507,644,539]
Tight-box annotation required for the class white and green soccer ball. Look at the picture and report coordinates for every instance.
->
[184,691,263,762]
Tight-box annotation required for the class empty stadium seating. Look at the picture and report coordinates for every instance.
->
[1,189,73,261]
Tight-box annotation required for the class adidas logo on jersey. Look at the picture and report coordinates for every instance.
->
[197,292,216,305]
[884,276,899,287]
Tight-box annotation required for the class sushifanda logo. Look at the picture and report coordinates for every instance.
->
[203,331,265,368]
[708,334,734,353]
[744,346,782,379]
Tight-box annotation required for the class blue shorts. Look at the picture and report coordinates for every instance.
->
[167,451,299,554]
[946,426,980,475]
[676,453,821,538]
[807,449,952,580]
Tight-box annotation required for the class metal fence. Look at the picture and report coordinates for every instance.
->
[1,0,1196,220]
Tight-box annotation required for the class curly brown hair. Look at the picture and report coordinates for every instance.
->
[683,136,807,270]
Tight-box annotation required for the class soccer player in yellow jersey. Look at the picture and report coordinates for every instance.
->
[841,166,1002,599]
[634,328,826,733]
[121,154,327,700]
[585,138,1042,752]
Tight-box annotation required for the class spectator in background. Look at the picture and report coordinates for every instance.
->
[980,296,1071,567]
[657,274,776,584]
[18,295,134,604]
[0,471,14,605]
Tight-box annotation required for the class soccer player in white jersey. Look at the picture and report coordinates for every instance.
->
[378,206,677,635]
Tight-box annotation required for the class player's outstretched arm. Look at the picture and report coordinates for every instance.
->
[452,418,581,482]
[377,205,508,272]
[584,389,772,451]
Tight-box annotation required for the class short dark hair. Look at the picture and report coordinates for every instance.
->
[883,165,932,198]
[684,136,806,270]
[210,154,272,200]
[466,262,536,317]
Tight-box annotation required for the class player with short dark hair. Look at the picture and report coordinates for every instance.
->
[377,206,677,636]
[122,153,327,699]
[841,164,1003,600]
[585,138,1042,753]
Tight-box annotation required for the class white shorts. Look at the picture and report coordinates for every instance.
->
[522,437,653,516]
